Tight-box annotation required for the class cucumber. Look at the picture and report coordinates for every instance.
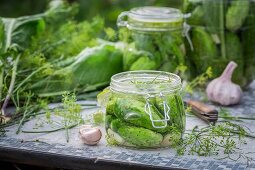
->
[155,94,185,132]
[110,119,163,148]
[226,0,250,32]
[130,56,157,71]
[106,99,115,115]
[107,97,170,133]
[188,5,205,26]
[242,6,255,84]
[225,32,245,86]
[190,27,218,74]
[105,115,116,129]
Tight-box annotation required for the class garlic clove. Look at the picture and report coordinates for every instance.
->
[206,61,243,106]
[79,125,102,145]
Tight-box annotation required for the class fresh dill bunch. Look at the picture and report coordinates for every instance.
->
[53,92,83,142]
[173,122,251,157]
[29,16,104,59]
[54,92,83,124]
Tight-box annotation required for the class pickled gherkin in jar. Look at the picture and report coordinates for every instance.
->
[99,71,186,148]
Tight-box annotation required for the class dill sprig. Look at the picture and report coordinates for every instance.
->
[50,92,83,142]
[184,67,213,94]
[173,122,253,158]
[24,92,84,142]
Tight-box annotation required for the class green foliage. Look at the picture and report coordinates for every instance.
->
[0,1,77,118]
[34,16,104,58]
[0,0,122,131]
[29,44,123,96]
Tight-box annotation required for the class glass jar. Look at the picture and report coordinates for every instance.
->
[117,7,189,74]
[183,0,255,87]
[104,71,185,148]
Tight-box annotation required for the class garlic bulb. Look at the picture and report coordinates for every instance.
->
[206,61,243,106]
[79,125,102,145]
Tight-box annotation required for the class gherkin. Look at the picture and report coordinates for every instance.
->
[110,119,163,148]
[226,0,250,32]
[106,97,170,133]
[190,27,218,74]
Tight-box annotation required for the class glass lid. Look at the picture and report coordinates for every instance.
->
[117,6,184,31]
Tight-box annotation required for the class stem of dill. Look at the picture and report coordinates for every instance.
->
[1,54,20,116]
[16,93,32,134]
[13,64,49,94]
[22,124,78,133]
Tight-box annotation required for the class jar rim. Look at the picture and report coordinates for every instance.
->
[110,70,182,95]
[129,7,183,22]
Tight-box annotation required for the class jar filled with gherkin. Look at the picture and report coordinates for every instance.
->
[183,0,255,87]
[98,71,186,148]
[117,7,190,77]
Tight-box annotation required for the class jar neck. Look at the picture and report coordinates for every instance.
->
[127,17,184,32]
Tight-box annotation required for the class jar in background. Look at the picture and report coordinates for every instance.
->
[103,71,185,148]
[117,7,189,75]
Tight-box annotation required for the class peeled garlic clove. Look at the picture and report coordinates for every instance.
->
[79,125,102,145]
[206,61,243,106]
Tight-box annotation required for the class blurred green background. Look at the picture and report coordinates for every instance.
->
[0,0,183,27]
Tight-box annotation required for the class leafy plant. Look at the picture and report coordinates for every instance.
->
[0,0,122,128]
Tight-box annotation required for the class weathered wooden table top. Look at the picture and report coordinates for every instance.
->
[0,82,255,170]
